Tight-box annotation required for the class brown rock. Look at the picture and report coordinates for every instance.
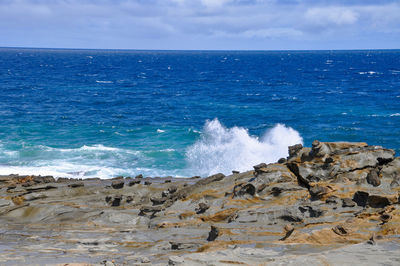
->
[366,170,381,187]
[111,180,124,189]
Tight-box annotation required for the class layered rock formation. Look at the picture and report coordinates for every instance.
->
[0,141,399,265]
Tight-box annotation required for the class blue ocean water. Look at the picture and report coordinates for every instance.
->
[0,48,399,178]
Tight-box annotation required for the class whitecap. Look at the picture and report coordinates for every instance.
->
[157,129,165,133]
[390,113,400,117]
[185,119,303,177]
[96,80,113,84]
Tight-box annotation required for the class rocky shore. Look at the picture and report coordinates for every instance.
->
[1,141,399,265]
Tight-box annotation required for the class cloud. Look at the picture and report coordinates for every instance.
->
[0,0,399,49]
[305,7,359,26]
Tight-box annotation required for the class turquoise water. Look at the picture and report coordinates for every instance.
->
[0,48,399,178]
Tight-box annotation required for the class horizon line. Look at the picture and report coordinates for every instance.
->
[1,46,399,52]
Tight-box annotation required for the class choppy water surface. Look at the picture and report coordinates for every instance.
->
[0,48,399,178]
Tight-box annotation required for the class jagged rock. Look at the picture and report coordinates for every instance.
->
[150,197,167,205]
[233,183,255,197]
[326,195,340,204]
[332,225,349,236]
[111,180,124,189]
[253,163,267,171]
[195,202,210,214]
[111,195,122,207]
[287,141,395,184]
[309,185,330,200]
[207,225,220,241]
[135,174,143,179]
[288,143,303,158]
[367,170,381,187]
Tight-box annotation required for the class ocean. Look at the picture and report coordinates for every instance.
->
[0,48,399,179]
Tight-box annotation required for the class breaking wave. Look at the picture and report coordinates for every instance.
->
[185,118,303,177]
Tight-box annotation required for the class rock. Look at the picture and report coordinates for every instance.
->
[233,183,255,197]
[232,170,240,174]
[170,242,199,250]
[288,144,303,158]
[332,225,349,236]
[207,225,220,241]
[253,163,267,171]
[144,181,152,186]
[164,179,171,183]
[7,184,16,190]
[128,180,140,186]
[326,195,340,204]
[280,224,295,240]
[195,202,210,214]
[0,199,11,207]
[139,206,163,217]
[367,195,391,208]
[168,256,184,265]
[135,174,143,179]
[111,180,124,189]
[111,195,122,207]
[298,205,324,218]
[342,198,356,207]
[380,213,391,224]
[150,197,167,205]
[68,182,84,188]
[278,158,287,164]
[309,185,330,200]
[353,191,369,207]
[366,170,381,187]
[112,176,124,180]
[26,185,57,192]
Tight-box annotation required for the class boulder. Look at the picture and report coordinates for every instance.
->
[111,180,124,189]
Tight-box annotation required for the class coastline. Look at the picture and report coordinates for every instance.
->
[0,141,399,265]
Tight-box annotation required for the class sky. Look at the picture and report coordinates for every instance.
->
[0,0,399,50]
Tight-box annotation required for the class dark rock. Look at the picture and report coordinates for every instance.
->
[150,197,167,206]
[233,183,256,197]
[280,224,295,241]
[253,163,267,171]
[232,170,240,174]
[271,186,283,196]
[195,202,210,214]
[128,180,141,186]
[332,225,349,236]
[342,198,356,208]
[207,225,220,241]
[366,170,381,187]
[368,195,391,208]
[288,144,303,158]
[33,176,55,183]
[190,176,201,179]
[111,180,124,189]
[380,213,391,224]
[170,242,199,250]
[135,174,143,179]
[353,191,369,207]
[324,157,334,164]
[298,205,324,218]
[112,176,124,180]
[278,158,287,164]
[7,184,16,190]
[111,195,122,207]
[144,181,152,186]
[309,185,330,200]
[105,196,112,203]
[126,196,133,203]
[164,180,171,183]
[326,195,340,204]
[168,185,178,194]
[139,205,163,217]
[125,176,132,180]
[68,182,84,188]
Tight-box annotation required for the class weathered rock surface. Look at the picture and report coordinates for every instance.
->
[0,141,399,265]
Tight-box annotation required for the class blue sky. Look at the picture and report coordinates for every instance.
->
[1,0,399,50]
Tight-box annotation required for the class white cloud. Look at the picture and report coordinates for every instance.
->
[305,7,359,26]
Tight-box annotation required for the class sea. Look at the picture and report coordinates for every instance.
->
[0,48,399,179]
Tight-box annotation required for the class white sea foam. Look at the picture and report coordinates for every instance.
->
[390,113,400,117]
[157,129,165,133]
[185,119,303,177]
[95,80,113,84]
